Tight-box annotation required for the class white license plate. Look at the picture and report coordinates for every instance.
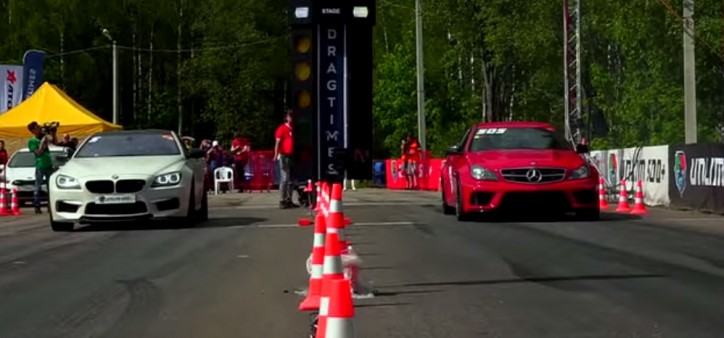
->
[95,194,136,205]
[18,185,34,191]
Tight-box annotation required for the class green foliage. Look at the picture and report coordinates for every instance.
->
[1,0,722,156]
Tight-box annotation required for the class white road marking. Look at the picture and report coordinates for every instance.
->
[216,202,435,210]
[252,221,414,228]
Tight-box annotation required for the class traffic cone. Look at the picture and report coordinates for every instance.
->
[630,180,648,215]
[321,182,330,217]
[615,179,630,213]
[300,211,328,311]
[0,189,8,216]
[320,279,355,338]
[314,181,323,213]
[598,177,609,210]
[315,232,345,338]
[328,183,350,250]
[10,189,21,216]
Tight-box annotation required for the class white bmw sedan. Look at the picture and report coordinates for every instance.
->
[48,129,208,231]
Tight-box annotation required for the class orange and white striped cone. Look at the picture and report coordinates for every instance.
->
[598,177,609,210]
[320,279,355,338]
[299,180,316,226]
[630,180,648,215]
[0,188,8,216]
[313,181,323,213]
[300,211,327,311]
[316,232,345,338]
[615,179,630,213]
[328,183,349,250]
[322,182,330,217]
[10,189,21,216]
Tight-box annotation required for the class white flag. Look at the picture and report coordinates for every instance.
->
[0,65,25,114]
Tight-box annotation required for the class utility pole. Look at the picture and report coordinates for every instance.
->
[415,0,426,151]
[102,28,119,125]
[563,0,582,144]
[683,0,697,144]
[177,0,184,135]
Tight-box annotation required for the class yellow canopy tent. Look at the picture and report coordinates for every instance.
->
[0,82,121,139]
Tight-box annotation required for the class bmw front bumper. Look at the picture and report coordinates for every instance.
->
[49,175,191,224]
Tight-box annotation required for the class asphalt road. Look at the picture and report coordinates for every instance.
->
[1,189,724,337]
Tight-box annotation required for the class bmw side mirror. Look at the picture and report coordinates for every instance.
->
[575,144,589,154]
[445,145,461,156]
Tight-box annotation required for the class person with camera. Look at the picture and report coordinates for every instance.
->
[27,121,58,214]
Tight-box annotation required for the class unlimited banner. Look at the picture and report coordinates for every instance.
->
[669,143,724,214]
[619,146,670,206]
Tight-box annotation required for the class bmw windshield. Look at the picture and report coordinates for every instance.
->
[74,133,182,158]
[469,127,572,152]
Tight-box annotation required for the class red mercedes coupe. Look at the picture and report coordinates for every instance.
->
[440,121,600,221]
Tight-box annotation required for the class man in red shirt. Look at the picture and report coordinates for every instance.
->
[275,110,297,208]
[231,133,251,192]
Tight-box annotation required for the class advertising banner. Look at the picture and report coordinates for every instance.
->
[0,65,25,114]
[669,143,724,213]
[590,148,622,188]
[619,146,670,206]
[22,50,45,100]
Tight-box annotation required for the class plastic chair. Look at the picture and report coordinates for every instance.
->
[214,166,235,195]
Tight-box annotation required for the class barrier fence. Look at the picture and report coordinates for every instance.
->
[590,143,724,214]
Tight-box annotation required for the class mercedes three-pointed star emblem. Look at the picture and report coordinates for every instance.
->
[525,169,542,183]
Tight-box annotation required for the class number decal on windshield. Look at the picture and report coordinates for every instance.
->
[475,128,507,135]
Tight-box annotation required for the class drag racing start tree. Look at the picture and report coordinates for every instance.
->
[287,0,376,183]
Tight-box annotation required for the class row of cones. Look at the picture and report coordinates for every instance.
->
[598,178,647,215]
[0,188,22,216]
[298,181,356,338]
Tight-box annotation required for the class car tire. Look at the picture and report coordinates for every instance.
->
[49,212,74,232]
[441,180,455,215]
[198,189,209,222]
[181,185,198,228]
[455,184,472,222]
[575,208,600,221]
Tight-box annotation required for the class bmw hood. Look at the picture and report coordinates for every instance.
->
[59,156,185,177]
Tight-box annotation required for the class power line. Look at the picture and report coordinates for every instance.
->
[657,0,724,62]
[1,37,283,63]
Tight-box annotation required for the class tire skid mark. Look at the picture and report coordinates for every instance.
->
[103,278,164,338]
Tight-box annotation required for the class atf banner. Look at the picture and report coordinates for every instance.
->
[619,146,670,206]
[317,25,346,178]
[0,65,25,114]
[669,143,724,214]
[22,50,45,100]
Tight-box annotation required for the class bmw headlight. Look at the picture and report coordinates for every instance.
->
[152,172,182,187]
[56,175,81,189]
[569,165,590,179]
[471,165,498,181]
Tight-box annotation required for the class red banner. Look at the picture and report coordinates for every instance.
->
[385,151,443,191]
[247,151,275,192]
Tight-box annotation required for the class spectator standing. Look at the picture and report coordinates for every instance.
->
[27,121,57,214]
[0,140,7,166]
[231,133,251,192]
[274,110,297,209]
[401,133,420,190]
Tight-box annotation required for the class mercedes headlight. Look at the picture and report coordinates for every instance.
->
[569,165,590,179]
[471,165,498,181]
[56,175,80,189]
[152,172,182,187]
